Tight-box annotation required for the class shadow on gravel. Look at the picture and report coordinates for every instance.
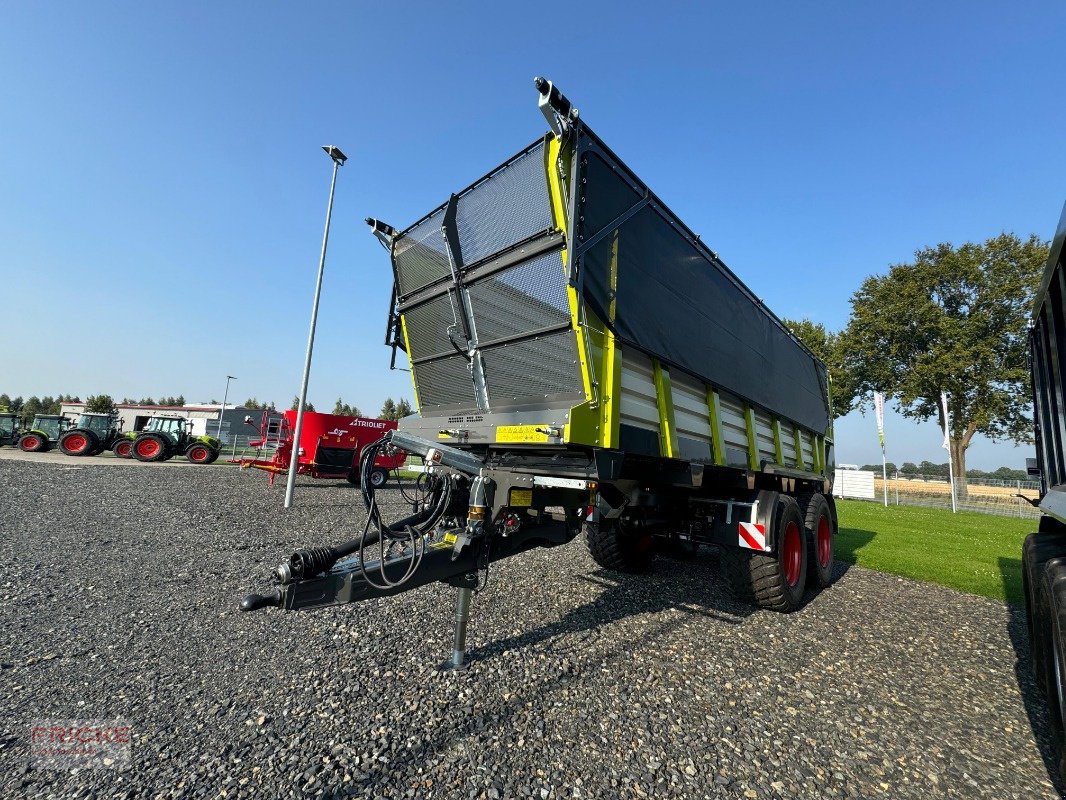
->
[833,526,876,569]
[1000,557,1066,798]
[465,551,754,665]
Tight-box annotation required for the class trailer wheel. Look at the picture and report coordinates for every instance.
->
[113,439,134,459]
[585,517,654,573]
[133,435,167,462]
[369,468,388,488]
[18,433,46,453]
[59,430,96,456]
[797,492,834,590]
[1027,533,1066,695]
[1041,560,1066,783]
[721,495,807,612]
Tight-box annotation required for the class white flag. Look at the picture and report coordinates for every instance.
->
[940,392,951,450]
[873,392,886,450]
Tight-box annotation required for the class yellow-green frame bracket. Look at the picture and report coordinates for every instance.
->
[813,434,824,474]
[706,389,726,466]
[743,403,759,470]
[772,419,784,466]
[653,360,678,458]
[794,428,806,470]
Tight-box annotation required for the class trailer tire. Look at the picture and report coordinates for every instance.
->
[585,518,654,573]
[1026,533,1066,696]
[797,492,834,590]
[133,434,168,462]
[369,468,388,488]
[1040,560,1066,783]
[721,494,807,612]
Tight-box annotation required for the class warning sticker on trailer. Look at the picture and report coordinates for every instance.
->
[738,522,769,551]
[495,425,550,443]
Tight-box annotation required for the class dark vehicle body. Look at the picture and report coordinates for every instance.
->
[1021,199,1066,783]
[0,412,19,446]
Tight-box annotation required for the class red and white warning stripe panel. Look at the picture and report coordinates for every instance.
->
[738,522,769,552]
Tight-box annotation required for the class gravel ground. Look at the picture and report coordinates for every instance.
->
[0,459,1060,799]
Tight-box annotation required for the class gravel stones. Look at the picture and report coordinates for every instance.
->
[0,460,1059,798]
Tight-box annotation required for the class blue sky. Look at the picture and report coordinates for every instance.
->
[1,2,1063,470]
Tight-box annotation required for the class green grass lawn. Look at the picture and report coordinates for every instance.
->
[836,499,1034,604]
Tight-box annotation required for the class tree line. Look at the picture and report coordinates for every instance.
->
[247,396,413,421]
[858,462,1031,482]
[784,231,1050,494]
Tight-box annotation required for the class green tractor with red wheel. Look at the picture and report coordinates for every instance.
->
[58,411,126,456]
[0,411,20,447]
[130,415,221,464]
[17,414,73,452]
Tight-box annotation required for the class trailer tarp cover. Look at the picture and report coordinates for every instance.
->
[575,131,830,433]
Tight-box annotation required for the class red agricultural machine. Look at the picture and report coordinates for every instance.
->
[236,409,407,487]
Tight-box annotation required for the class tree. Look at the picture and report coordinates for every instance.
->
[290,396,315,413]
[244,398,262,410]
[782,319,857,419]
[333,397,362,417]
[20,396,41,426]
[840,233,1048,495]
[396,398,413,418]
[379,398,398,421]
[901,462,919,475]
[85,394,117,413]
[0,393,10,411]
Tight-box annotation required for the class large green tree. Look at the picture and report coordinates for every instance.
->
[85,394,117,413]
[782,318,857,419]
[841,233,1047,489]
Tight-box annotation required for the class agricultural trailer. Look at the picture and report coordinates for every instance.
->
[131,415,221,464]
[237,409,406,487]
[242,79,838,670]
[58,411,125,456]
[0,411,19,447]
[1020,198,1066,784]
[18,414,72,452]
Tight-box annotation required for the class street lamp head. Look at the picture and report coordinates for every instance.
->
[227,375,237,380]
[322,145,347,165]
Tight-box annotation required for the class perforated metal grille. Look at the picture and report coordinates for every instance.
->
[455,141,553,266]
[414,355,477,410]
[482,329,583,405]
[403,294,460,362]
[393,207,450,297]
[467,249,569,346]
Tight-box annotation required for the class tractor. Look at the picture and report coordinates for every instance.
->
[131,416,221,464]
[58,411,125,456]
[18,414,72,452]
[0,411,20,447]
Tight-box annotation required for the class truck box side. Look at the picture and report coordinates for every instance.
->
[1032,200,1066,521]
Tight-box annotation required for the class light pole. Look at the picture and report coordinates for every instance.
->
[284,144,347,509]
[218,375,236,438]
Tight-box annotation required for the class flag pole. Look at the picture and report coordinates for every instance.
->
[941,391,957,513]
[874,391,888,507]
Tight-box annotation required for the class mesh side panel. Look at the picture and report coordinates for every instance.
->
[467,249,569,346]
[414,355,477,410]
[482,330,583,405]
[455,142,553,266]
[393,208,449,297]
[403,294,460,362]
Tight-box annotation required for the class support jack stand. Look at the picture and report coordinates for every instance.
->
[439,579,475,671]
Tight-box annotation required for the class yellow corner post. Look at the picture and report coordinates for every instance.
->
[653,360,678,458]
